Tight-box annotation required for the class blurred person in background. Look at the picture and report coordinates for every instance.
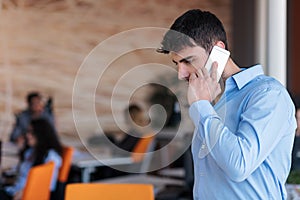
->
[110,103,150,152]
[0,118,62,200]
[9,91,55,149]
[88,103,151,180]
[291,108,300,170]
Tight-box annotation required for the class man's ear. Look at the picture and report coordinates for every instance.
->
[215,41,226,49]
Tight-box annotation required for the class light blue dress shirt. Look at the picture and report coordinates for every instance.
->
[189,65,296,199]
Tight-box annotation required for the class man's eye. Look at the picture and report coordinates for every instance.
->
[183,60,192,64]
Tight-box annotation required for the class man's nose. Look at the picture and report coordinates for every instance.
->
[177,64,190,80]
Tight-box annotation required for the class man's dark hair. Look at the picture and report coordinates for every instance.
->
[27,91,42,105]
[157,9,228,54]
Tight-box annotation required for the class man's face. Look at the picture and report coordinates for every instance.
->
[170,45,209,81]
[29,97,44,114]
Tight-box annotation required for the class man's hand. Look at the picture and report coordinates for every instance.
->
[187,62,221,105]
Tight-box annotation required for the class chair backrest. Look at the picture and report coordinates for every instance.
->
[58,146,74,183]
[131,133,155,162]
[51,146,74,200]
[65,183,154,200]
[22,161,55,200]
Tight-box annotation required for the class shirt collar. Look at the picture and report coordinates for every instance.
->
[231,64,264,90]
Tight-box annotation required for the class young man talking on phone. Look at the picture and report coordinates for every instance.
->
[157,9,296,199]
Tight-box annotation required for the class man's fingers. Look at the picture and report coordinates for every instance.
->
[211,61,218,81]
[201,66,210,78]
[189,72,198,81]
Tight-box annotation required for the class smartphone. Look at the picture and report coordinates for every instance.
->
[204,46,230,82]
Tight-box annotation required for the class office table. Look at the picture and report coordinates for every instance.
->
[69,128,192,183]
[72,148,134,183]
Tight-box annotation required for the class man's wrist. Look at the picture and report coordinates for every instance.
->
[189,100,215,126]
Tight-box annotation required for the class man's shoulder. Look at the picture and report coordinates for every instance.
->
[15,109,31,118]
[247,74,285,92]
[236,74,290,105]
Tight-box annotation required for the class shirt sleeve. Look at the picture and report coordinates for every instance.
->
[5,150,33,195]
[45,150,62,191]
[189,87,296,182]
[9,111,31,142]
[9,114,24,142]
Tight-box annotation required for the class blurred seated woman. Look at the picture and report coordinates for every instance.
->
[109,104,150,152]
[0,118,62,200]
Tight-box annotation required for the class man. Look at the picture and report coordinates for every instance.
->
[10,92,55,147]
[157,9,296,199]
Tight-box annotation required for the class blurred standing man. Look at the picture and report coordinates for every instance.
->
[10,92,55,148]
[157,9,296,199]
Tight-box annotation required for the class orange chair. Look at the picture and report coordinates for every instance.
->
[52,146,74,200]
[131,133,155,162]
[127,133,155,173]
[22,161,55,200]
[58,146,74,183]
[65,183,154,200]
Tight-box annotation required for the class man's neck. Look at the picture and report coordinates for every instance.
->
[212,58,240,105]
[221,58,241,81]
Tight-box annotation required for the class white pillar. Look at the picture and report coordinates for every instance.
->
[255,0,287,87]
[267,0,287,86]
[255,0,267,72]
